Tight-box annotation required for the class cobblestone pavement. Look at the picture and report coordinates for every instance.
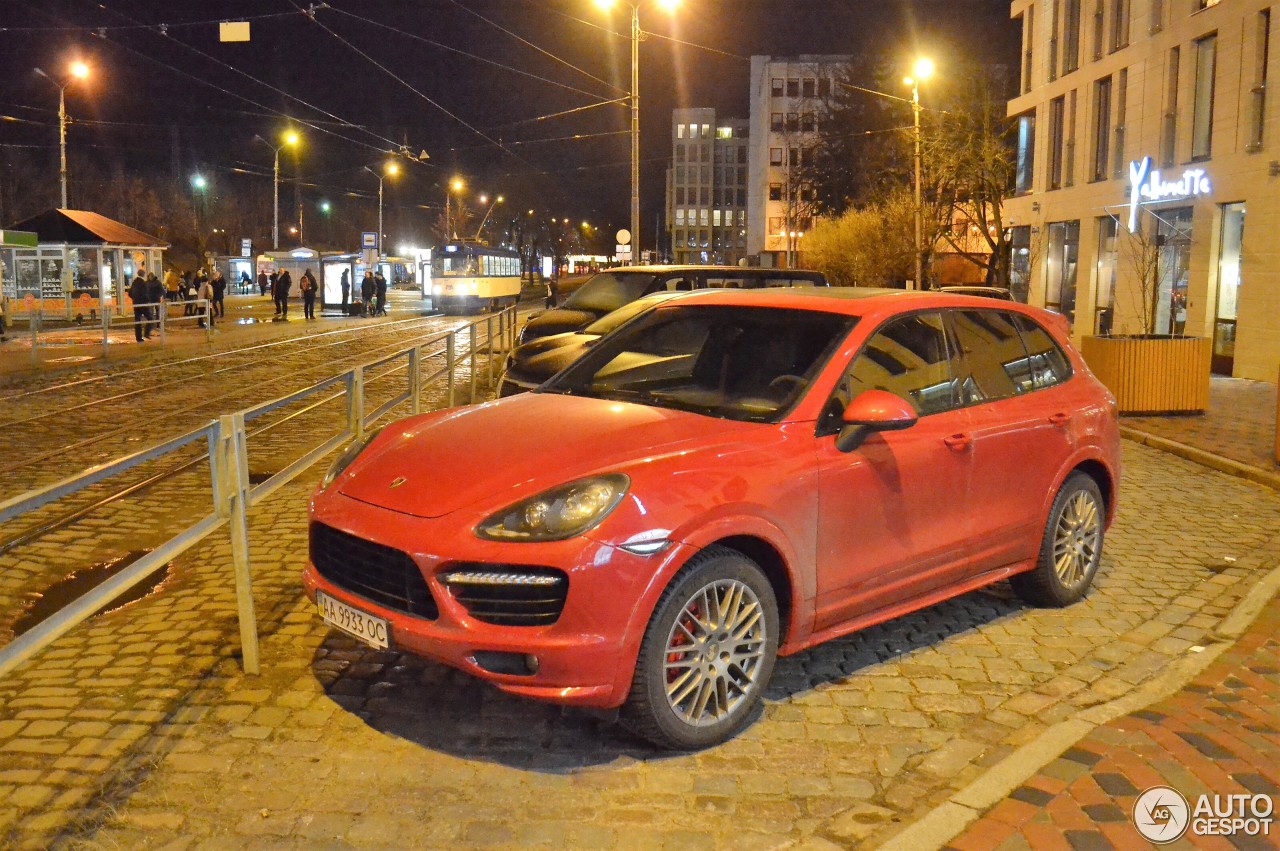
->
[944,586,1280,851]
[0,436,1276,849]
[1125,377,1278,475]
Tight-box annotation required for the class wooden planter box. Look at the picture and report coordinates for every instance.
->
[1080,335,1211,414]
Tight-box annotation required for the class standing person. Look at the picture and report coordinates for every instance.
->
[0,289,10,342]
[360,270,375,317]
[300,268,318,320]
[276,269,292,320]
[129,271,149,342]
[339,268,350,315]
[211,270,227,318]
[163,267,180,302]
[258,270,269,297]
[239,271,252,295]
[197,275,215,329]
[181,270,195,316]
[374,269,388,316]
[145,273,165,338]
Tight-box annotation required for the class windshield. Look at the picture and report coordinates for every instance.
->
[563,272,658,313]
[581,294,680,335]
[543,305,856,422]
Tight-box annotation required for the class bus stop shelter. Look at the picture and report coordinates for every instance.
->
[3,209,168,319]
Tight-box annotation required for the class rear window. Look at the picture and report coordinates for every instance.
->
[1008,314,1073,391]
[563,272,659,313]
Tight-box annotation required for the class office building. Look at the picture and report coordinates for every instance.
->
[665,108,749,265]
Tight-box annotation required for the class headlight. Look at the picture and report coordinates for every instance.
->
[475,474,629,542]
[321,427,384,490]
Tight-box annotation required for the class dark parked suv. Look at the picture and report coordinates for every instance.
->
[518,265,829,344]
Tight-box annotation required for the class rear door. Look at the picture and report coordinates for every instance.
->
[812,311,976,632]
[951,309,1079,572]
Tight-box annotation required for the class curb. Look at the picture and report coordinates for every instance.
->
[873,556,1280,851]
[1120,425,1280,492]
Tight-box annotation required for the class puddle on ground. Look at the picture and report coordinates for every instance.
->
[235,318,260,325]
[46,355,97,363]
[11,551,173,637]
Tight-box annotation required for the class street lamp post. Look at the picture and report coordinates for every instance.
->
[445,177,465,241]
[905,58,933,291]
[34,61,90,208]
[596,0,679,258]
[255,131,299,251]
[365,162,399,256]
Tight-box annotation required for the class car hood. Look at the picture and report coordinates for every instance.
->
[337,393,763,518]
[521,308,601,341]
[508,332,595,383]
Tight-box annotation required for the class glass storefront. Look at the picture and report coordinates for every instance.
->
[1095,216,1118,335]
[1009,225,1032,303]
[1153,206,1193,334]
[1213,202,1244,373]
[1046,220,1080,326]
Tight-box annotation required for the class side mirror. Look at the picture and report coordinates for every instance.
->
[834,389,918,453]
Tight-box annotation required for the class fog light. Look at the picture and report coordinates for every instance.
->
[525,654,540,673]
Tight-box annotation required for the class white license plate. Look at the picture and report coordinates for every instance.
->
[316,590,390,649]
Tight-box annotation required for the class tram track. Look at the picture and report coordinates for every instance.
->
[0,317,505,484]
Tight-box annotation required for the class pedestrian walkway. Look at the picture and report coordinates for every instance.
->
[941,594,1280,851]
[880,374,1280,851]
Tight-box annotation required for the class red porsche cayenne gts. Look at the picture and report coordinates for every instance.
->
[304,288,1120,749]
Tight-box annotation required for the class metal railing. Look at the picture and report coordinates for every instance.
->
[14,299,216,362]
[0,306,516,679]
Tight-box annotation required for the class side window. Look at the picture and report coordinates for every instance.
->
[837,312,960,416]
[660,275,696,292]
[1010,314,1074,390]
[951,310,1026,404]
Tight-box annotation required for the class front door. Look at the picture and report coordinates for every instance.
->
[813,312,975,633]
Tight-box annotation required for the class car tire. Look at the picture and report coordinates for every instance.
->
[1011,471,1105,607]
[621,546,779,749]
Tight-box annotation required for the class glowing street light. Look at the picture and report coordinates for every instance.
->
[474,194,504,241]
[595,0,680,256]
[904,57,934,290]
[445,177,466,241]
[34,60,92,208]
[255,130,300,250]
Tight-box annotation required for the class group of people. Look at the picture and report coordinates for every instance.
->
[337,268,388,317]
[129,267,219,341]
[255,268,320,321]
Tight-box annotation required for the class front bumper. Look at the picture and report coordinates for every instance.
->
[303,491,691,708]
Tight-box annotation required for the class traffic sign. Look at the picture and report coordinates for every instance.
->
[616,228,632,246]
[362,232,378,249]
[240,238,252,258]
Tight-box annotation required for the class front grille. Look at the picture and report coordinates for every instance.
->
[310,522,438,619]
[440,564,568,626]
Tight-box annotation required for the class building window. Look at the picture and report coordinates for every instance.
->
[737,147,747,164]
[675,165,685,183]
[689,123,699,139]
[788,148,801,167]
[1248,9,1270,151]
[717,126,733,139]
[786,112,799,131]
[1049,0,1060,80]
[1091,76,1112,181]
[1021,6,1035,93]
[1065,90,1078,186]
[818,78,831,97]
[675,187,686,205]
[675,209,685,226]
[768,216,781,233]
[1192,33,1217,160]
[701,124,710,138]
[713,209,722,226]
[771,78,783,97]
[1048,96,1066,189]
[1016,110,1037,194]
[1095,217,1118,335]
[1112,68,1127,177]
[677,124,685,139]
[1150,0,1163,33]
[1063,0,1081,72]
[770,113,783,131]
[1162,46,1179,167]
[1092,0,1105,59]
[769,184,783,201]
[802,78,816,98]
[1009,226,1032,303]
[787,78,800,96]
[1045,220,1080,327]
[800,114,816,132]
[770,147,783,166]
[1110,0,1129,50]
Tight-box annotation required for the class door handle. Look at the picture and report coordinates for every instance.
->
[1048,412,1070,427]
[943,433,971,451]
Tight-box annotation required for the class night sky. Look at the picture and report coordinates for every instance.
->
[0,0,1017,249]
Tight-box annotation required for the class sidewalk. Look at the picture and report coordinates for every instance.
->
[882,375,1280,851]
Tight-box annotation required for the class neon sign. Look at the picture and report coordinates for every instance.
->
[1127,157,1211,231]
